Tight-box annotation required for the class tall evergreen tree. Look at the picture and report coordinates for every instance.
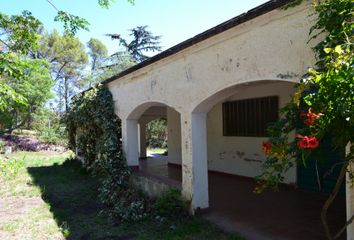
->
[87,38,108,71]
[107,25,162,62]
[39,30,88,113]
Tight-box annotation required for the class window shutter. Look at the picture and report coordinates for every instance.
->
[223,96,278,137]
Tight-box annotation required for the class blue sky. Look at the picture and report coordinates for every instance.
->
[2,0,268,55]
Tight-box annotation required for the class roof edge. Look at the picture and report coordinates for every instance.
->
[102,0,294,85]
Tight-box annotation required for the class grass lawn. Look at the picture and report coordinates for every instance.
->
[0,151,242,240]
[147,148,167,155]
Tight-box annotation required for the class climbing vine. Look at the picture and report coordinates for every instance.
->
[65,85,151,221]
[257,0,353,239]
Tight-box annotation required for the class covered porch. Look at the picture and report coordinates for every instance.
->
[137,156,346,240]
[106,2,353,237]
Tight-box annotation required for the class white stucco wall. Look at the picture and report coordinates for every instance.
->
[206,82,296,183]
[107,1,317,210]
[165,82,296,183]
[108,2,315,120]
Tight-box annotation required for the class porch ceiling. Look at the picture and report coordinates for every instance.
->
[140,106,166,118]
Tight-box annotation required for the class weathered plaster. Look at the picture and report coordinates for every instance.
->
[108,2,315,121]
[206,82,296,183]
[167,107,182,165]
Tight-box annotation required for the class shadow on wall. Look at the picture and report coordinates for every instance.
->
[27,159,134,240]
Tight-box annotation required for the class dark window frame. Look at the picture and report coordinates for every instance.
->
[222,96,279,137]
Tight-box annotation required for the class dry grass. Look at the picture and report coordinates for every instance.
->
[0,151,70,240]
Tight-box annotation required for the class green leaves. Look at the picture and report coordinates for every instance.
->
[98,0,116,8]
[38,30,88,112]
[98,0,135,8]
[0,11,41,54]
[0,11,47,115]
[1,58,54,131]
[87,38,108,72]
[108,25,161,62]
[52,0,136,35]
[65,86,148,222]
[258,0,354,193]
[0,83,28,111]
[54,11,90,36]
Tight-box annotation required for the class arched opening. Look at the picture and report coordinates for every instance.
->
[198,80,297,182]
[125,102,182,183]
[137,106,167,159]
[192,80,346,239]
[145,118,168,157]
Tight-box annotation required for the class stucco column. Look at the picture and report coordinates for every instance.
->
[167,107,182,165]
[346,142,353,240]
[180,112,209,212]
[139,121,147,158]
[122,118,139,167]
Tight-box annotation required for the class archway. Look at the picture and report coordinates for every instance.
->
[193,80,296,183]
[191,80,345,239]
[124,101,182,182]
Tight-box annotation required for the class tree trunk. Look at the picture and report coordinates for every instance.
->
[1,113,30,134]
[64,77,69,114]
[321,143,354,239]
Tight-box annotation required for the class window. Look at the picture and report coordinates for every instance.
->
[222,96,278,137]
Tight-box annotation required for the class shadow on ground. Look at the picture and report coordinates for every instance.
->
[27,159,136,240]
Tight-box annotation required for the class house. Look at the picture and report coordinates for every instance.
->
[101,0,353,239]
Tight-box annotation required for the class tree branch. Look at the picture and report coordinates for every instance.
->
[321,159,348,239]
[45,0,60,12]
[0,39,11,50]
[0,113,31,134]
[53,62,67,81]
[334,214,354,239]
[322,148,354,240]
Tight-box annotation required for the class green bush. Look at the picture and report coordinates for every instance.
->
[112,190,150,222]
[66,86,150,223]
[38,126,66,145]
[154,189,187,218]
[31,108,67,145]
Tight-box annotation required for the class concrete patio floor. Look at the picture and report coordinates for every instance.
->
[139,156,346,240]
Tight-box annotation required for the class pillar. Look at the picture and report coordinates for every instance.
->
[139,121,147,158]
[181,112,209,212]
[167,107,182,164]
[122,118,139,167]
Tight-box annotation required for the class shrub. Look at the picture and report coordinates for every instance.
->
[65,86,151,222]
[111,189,151,222]
[154,189,187,219]
[1,135,39,151]
[0,134,64,152]
[37,126,66,145]
[33,108,67,145]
